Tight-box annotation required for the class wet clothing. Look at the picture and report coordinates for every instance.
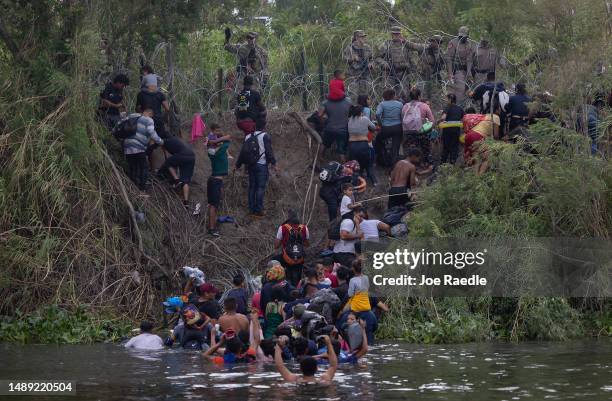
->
[193,299,221,320]
[388,186,410,209]
[125,333,164,350]
[260,280,292,315]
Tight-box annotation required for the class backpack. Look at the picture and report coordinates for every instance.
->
[482,85,510,113]
[319,161,342,183]
[402,102,423,132]
[238,132,264,166]
[235,89,256,120]
[112,115,140,140]
[282,224,306,265]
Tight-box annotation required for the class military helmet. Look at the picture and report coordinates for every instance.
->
[246,31,258,39]
[353,30,367,37]
[390,26,402,34]
[458,26,469,36]
[430,34,443,43]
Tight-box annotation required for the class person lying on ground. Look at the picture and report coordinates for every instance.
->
[339,183,362,220]
[358,209,391,242]
[219,297,249,333]
[388,148,421,209]
[275,335,337,384]
[159,136,196,207]
[125,321,164,350]
[225,274,248,315]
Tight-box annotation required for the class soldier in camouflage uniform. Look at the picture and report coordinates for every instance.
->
[473,38,502,85]
[224,30,269,91]
[343,30,374,97]
[375,26,423,96]
[446,26,475,105]
[408,35,446,100]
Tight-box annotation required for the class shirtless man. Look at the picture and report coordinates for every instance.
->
[218,297,249,334]
[274,335,337,383]
[388,148,421,209]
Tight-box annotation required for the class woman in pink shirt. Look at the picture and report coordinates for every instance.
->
[401,87,434,167]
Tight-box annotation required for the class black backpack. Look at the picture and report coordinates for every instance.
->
[282,224,305,265]
[239,132,264,166]
[112,115,140,140]
[319,161,342,183]
[235,89,256,120]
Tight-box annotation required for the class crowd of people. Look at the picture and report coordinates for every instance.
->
[108,26,608,383]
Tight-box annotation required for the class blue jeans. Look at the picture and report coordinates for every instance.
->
[248,163,269,213]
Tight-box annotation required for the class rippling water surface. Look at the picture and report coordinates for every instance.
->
[1,340,611,400]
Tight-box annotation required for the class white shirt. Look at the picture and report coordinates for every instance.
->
[124,333,164,350]
[360,219,382,241]
[333,219,357,254]
[340,195,352,216]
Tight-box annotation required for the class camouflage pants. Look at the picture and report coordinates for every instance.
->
[451,70,469,105]
[346,71,372,98]
[403,131,431,164]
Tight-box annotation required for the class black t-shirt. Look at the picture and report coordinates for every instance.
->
[193,299,221,320]
[333,282,349,304]
[99,83,123,115]
[136,90,166,119]
[507,95,532,117]
[444,104,465,122]
[235,88,263,121]
[163,136,195,157]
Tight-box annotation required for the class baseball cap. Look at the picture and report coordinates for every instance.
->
[199,282,219,294]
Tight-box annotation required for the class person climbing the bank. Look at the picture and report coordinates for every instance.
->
[319,89,352,162]
[274,209,310,287]
[136,80,171,139]
[506,82,532,133]
[122,107,164,191]
[333,207,363,267]
[375,88,404,167]
[340,182,362,220]
[140,65,159,89]
[235,120,277,217]
[235,75,266,131]
[439,93,465,164]
[463,101,501,174]
[98,73,129,130]
[274,334,337,383]
[124,321,163,350]
[206,123,231,236]
[159,136,196,207]
[359,209,391,242]
[388,148,421,209]
[328,69,346,101]
[348,104,377,185]
[401,87,435,169]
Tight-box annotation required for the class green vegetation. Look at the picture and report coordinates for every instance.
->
[0,1,610,343]
[0,305,130,344]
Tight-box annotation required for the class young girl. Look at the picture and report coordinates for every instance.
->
[205,123,233,159]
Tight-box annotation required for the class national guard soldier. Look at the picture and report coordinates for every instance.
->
[375,26,419,95]
[421,35,446,99]
[343,30,374,96]
[446,26,475,104]
[473,37,502,85]
[224,29,269,91]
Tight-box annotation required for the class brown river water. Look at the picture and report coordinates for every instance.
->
[0,340,611,400]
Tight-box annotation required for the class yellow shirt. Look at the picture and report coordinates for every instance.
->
[472,114,500,137]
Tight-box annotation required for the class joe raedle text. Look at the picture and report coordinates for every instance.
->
[370,248,489,288]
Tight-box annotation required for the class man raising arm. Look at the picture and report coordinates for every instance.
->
[274,335,337,383]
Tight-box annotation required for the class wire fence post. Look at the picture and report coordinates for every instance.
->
[217,68,224,112]
[319,60,324,101]
[301,48,308,111]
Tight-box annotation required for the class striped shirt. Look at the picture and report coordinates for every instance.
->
[123,114,163,155]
